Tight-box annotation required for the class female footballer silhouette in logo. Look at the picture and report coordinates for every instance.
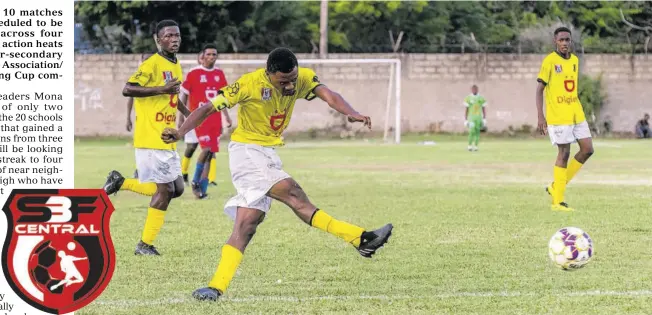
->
[49,242,87,291]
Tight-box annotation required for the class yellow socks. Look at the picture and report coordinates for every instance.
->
[121,178,157,196]
[141,207,166,245]
[208,245,243,293]
[552,166,567,204]
[310,209,365,247]
[208,157,217,183]
[181,156,191,176]
[566,158,584,183]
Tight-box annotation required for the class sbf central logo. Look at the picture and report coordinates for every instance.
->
[2,189,116,314]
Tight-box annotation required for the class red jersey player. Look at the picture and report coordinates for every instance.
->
[179,44,232,198]
[179,52,204,186]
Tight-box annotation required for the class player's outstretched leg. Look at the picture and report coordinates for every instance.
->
[135,176,184,256]
[181,143,198,186]
[193,207,264,301]
[268,178,393,258]
[103,170,156,197]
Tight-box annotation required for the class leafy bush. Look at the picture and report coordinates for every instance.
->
[578,73,608,133]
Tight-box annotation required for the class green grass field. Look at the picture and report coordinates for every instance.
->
[75,135,652,314]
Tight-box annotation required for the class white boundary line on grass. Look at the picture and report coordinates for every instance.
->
[94,290,652,307]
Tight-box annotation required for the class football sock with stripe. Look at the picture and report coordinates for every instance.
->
[310,209,365,247]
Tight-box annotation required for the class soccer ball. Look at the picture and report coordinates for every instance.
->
[29,240,64,294]
[548,227,594,270]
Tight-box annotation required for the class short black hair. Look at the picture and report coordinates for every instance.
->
[554,27,571,36]
[267,47,298,73]
[201,44,218,53]
[156,20,179,37]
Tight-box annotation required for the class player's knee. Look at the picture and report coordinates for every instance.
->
[159,184,174,198]
[184,144,198,158]
[557,147,571,160]
[172,184,184,198]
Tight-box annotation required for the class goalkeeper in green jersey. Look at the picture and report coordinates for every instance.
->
[463,85,487,151]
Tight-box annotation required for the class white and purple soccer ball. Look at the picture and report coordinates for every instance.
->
[548,227,594,270]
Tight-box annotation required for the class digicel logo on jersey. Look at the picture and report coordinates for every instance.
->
[557,95,579,105]
[156,112,176,124]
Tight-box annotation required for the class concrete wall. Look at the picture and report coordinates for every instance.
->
[74,53,652,137]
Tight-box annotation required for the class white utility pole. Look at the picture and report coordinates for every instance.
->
[319,0,328,58]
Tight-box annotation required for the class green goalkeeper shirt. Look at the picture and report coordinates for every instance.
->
[464,94,487,121]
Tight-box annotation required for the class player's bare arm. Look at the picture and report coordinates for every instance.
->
[162,102,216,143]
[536,81,547,135]
[177,92,189,126]
[176,94,191,117]
[313,85,371,129]
[126,97,134,131]
[222,109,232,128]
[122,78,181,97]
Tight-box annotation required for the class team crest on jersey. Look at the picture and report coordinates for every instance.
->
[261,88,272,101]
[1,189,116,314]
[214,76,221,82]
[162,71,174,82]
[554,65,562,73]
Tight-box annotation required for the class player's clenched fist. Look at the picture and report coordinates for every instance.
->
[160,78,181,95]
[161,127,180,143]
[347,113,372,130]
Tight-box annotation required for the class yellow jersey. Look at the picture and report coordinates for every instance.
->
[215,67,323,146]
[537,52,586,125]
[127,53,183,150]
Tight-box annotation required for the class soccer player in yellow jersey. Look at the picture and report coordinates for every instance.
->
[161,48,393,301]
[536,27,594,212]
[126,53,155,179]
[103,20,190,255]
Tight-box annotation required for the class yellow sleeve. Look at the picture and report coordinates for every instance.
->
[127,60,154,86]
[213,76,250,110]
[299,68,324,101]
[536,56,551,86]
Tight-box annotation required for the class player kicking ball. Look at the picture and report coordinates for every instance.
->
[536,27,594,212]
[161,48,393,301]
[463,85,487,151]
[103,20,190,255]
[179,44,233,198]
